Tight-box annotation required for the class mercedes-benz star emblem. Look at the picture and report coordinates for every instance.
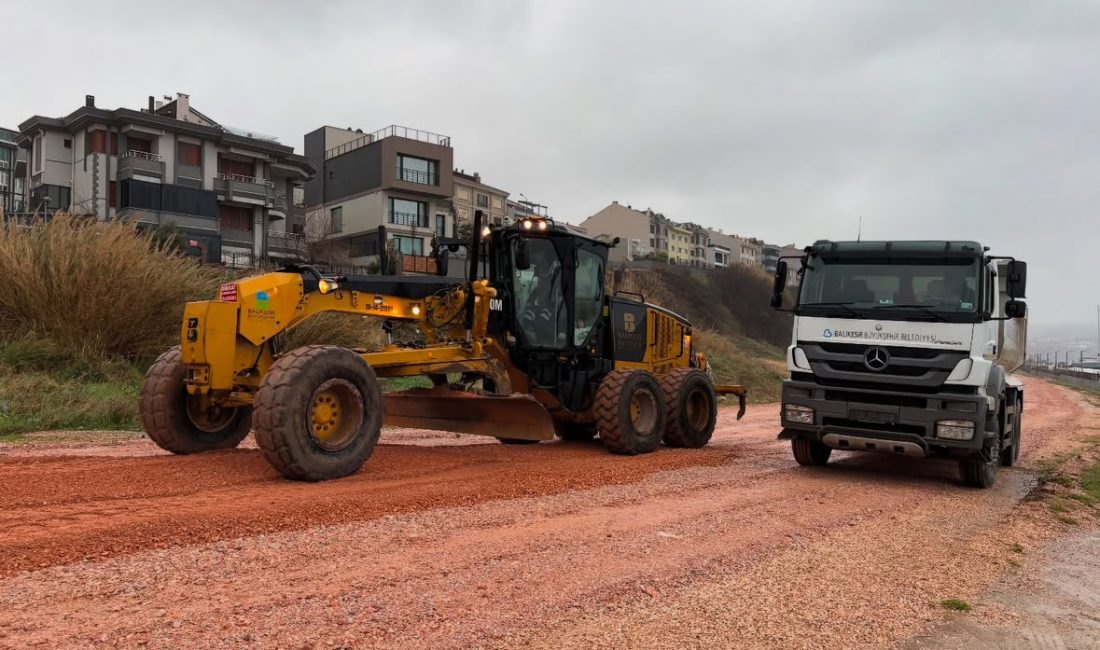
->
[864,346,890,371]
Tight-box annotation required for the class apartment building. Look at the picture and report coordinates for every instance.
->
[303,125,454,266]
[0,127,26,215]
[17,93,314,264]
[667,222,693,265]
[454,170,508,227]
[681,223,711,268]
[577,201,654,262]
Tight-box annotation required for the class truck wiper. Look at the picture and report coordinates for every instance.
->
[871,304,948,322]
[799,302,868,319]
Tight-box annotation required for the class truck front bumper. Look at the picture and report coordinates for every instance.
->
[779,378,991,456]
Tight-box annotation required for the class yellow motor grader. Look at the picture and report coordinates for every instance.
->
[140,210,747,480]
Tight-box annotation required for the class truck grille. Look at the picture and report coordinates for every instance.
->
[801,341,968,390]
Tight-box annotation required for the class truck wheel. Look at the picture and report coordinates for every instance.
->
[555,421,597,441]
[596,370,665,455]
[660,368,717,448]
[253,345,383,481]
[791,438,831,466]
[960,452,998,488]
[140,347,251,454]
[1000,398,1022,467]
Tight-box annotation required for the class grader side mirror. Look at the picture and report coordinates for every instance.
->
[434,247,449,277]
[515,238,532,271]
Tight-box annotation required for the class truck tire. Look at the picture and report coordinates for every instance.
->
[596,370,665,455]
[960,452,998,489]
[1000,397,1022,467]
[140,347,251,454]
[555,421,598,441]
[660,368,717,448]
[791,437,831,466]
[253,346,383,481]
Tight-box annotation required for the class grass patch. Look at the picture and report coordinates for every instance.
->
[695,329,785,403]
[940,598,972,612]
[1081,456,1100,503]
[0,361,141,435]
[0,433,25,443]
[1049,501,1072,514]
[1057,514,1080,526]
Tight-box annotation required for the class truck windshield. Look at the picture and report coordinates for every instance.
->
[797,257,981,321]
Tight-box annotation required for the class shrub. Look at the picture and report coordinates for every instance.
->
[0,215,218,358]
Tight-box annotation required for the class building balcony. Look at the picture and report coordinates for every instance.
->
[268,230,305,256]
[176,162,203,188]
[388,211,427,228]
[118,150,165,181]
[395,166,438,186]
[214,172,275,205]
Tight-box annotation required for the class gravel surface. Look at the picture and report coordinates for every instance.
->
[0,377,1095,649]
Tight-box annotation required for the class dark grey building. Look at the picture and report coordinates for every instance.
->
[303,125,455,266]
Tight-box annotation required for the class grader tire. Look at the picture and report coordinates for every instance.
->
[660,368,717,448]
[253,345,383,481]
[595,370,665,455]
[140,346,251,454]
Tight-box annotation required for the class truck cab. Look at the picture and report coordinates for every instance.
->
[771,240,1028,488]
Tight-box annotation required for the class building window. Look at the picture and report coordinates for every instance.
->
[127,135,153,154]
[435,214,446,237]
[178,142,201,166]
[650,224,655,234]
[110,133,118,156]
[219,205,253,232]
[329,206,343,233]
[108,181,117,208]
[650,238,655,247]
[63,139,72,149]
[476,193,488,208]
[393,235,423,256]
[395,155,438,185]
[87,130,107,155]
[218,156,253,178]
[389,197,427,227]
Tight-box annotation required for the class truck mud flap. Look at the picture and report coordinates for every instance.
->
[384,388,557,441]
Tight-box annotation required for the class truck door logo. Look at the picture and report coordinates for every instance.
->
[623,313,636,333]
[864,346,890,371]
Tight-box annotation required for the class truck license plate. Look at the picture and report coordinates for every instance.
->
[850,408,896,424]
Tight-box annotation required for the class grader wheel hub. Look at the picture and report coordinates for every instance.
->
[308,378,364,451]
[629,389,658,434]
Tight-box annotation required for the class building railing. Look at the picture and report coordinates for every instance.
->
[122,150,162,162]
[395,166,438,185]
[215,171,275,188]
[325,125,452,160]
[389,211,426,227]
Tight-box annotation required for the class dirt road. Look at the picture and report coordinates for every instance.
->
[0,378,1095,649]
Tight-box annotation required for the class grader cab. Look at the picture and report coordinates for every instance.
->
[140,211,747,480]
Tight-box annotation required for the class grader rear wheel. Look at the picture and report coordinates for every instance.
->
[596,370,666,455]
[140,347,251,454]
[660,368,717,448]
[253,345,383,481]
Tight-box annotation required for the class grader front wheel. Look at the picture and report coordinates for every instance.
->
[253,345,383,481]
[140,347,251,454]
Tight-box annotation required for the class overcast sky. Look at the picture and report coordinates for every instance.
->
[5,0,1099,328]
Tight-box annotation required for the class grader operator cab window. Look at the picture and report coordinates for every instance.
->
[574,249,603,346]
[513,237,567,348]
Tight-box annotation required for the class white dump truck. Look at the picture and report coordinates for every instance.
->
[771,240,1028,488]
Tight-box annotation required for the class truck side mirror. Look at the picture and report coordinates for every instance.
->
[1005,299,1026,319]
[1006,260,1027,298]
[770,260,788,308]
[434,247,449,276]
[514,238,531,271]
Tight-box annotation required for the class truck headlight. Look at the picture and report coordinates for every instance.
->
[936,420,975,440]
[784,404,814,424]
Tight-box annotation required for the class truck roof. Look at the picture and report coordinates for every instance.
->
[809,240,984,259]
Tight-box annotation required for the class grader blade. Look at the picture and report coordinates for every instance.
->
[384,388,557,441]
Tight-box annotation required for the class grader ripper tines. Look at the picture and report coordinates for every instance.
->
[140,210,747,480]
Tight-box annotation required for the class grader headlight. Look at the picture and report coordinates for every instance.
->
[318,279,339,294]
